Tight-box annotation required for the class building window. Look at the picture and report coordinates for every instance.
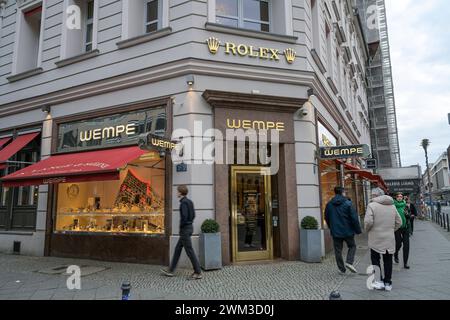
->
[84,0,95,51]
[0,135,40,231]
[145,0,161,33]
[12,4,43,74]
[61,0,98,59]
[55,157,165,235]
[216,0,270,32]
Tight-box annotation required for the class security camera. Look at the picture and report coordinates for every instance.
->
[296,107,309,118]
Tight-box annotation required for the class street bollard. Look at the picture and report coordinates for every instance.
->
[447,214,450,232]
[329,291,342,300]
[121,281,131,300]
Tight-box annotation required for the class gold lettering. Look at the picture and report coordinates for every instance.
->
[252,121,266,130]
[259,48,269,59]
[237,44,248,56]
[357,147,363,154]
[269,49,280,61]
[242,120,252,129]
[341,149,350,155]
[248,46,259,58]
[324,149,334,156]
[225,42,237,55]
[266,122,275,130]
[276,122,285,131]
[226,119,241,129]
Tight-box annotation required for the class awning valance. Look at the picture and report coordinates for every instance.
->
[1,146,148,187]
[0,132,40,170]
[338,160,388,192]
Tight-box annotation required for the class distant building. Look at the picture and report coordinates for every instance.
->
[379,165,422,202]
[429,152,450,202]
[356,0,401,168]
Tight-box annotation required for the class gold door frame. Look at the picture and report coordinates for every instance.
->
[231,166,273,262]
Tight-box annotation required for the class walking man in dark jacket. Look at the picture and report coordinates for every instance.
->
[161,185,202,280]
[325,187,362,274]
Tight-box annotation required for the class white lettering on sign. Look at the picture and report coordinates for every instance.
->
[79,124,137,142]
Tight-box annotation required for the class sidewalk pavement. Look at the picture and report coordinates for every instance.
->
[0,240,366,300]
[335,220,450,300]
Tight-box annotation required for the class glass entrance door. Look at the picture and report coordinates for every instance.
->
[231,166,272,262]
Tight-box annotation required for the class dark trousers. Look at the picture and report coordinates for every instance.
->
[169,225,201,274]
[395,228,410,266]
[370,249,393,285]
[410,217,415,234]
[333,237,357,272]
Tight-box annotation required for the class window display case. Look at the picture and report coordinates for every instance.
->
[55,156,165,235]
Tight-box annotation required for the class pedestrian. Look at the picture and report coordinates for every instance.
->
[364,188,402,291]
[161,185,202,280]
[394,193,411,269]
[405,196,417,236]
[325,186,362,275]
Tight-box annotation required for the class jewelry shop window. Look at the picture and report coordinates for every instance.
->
[55,153,165,235]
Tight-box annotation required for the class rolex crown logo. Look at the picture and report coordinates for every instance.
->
[284,48,296,64]
[207,37,220,54]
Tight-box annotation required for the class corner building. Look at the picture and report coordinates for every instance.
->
[0,0,374,265]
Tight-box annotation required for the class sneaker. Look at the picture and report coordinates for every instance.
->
[345,263,357,273]
[371,281,385,290]
[384,284,393,291]
[190,273,203,280]
[160,269,174,277]
[394,256,399,264]
[338,270,346,275]
[404,265,410,269]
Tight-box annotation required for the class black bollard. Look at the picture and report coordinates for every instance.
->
[121,281,131,300]
[329,291,342,300]
[447,214,450,232]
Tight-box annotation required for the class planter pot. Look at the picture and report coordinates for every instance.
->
[300,229,322,263]
[199,232,222,270]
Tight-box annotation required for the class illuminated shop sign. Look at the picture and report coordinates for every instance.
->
[57,107,166,153]
[226,119,286,132]
[206,37,296,64]
[319,144,371,159]
[385,180,421,193]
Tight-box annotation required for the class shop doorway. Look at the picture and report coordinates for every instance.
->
[230,166,273,262]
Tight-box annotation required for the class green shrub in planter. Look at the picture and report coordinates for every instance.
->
[300,216,322,263]
[301,216,319,230]
[199,219,222,270]
[201,219,220,233]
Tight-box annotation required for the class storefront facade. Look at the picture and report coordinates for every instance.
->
[1,0,373,265]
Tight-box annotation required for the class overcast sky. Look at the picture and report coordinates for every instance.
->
[384,0,450,170]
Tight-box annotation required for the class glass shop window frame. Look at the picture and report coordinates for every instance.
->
[53,156,166,236]
[144,0,162,34]
[216,0,272,33]
[0,136,41,231]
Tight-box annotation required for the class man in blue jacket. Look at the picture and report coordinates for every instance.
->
[325,186,362,274]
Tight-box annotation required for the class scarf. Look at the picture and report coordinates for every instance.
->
[394,200,407,228]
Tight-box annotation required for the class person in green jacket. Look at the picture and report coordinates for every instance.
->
[394,193,410,269]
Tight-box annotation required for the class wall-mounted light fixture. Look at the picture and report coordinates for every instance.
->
[41,105,51,113]
[186,75,195,87]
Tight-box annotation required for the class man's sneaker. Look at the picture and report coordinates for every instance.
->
[190,273,203,280]
[384,284,393,291]
[345,263,357,273]
[371,281,385,290]
[160,269,174,277]
[338,270,346,275]
[404,265,410,269]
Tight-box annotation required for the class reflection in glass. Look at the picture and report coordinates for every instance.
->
[216,0,238,16]
[235,172,267,252]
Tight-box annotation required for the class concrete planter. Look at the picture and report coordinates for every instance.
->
[300,229,322,263]
[199,232,222,271]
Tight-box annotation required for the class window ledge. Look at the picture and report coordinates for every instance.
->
[6,67,43,83]
[55,49,100,68]
[311,49,326,74]
[116,27,172,49]
[0,231,34,236]
[205,23,298,44]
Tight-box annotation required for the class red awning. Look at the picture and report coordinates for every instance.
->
[0,137,11,149]
[1,146,148,187]
[338,160,388,192]
[0,132,40,170]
